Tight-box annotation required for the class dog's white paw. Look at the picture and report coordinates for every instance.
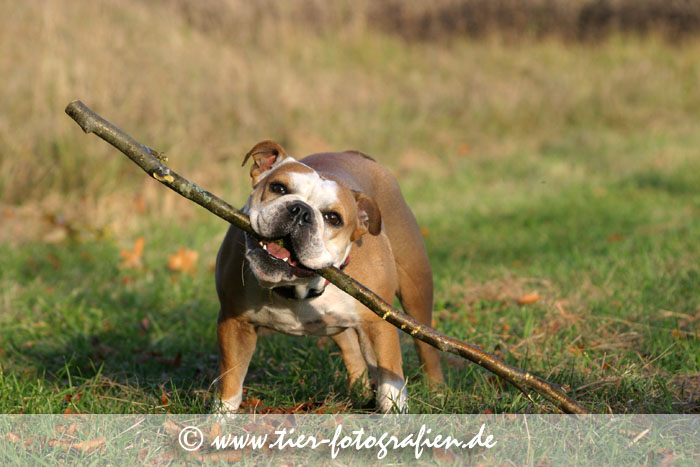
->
[212,395,241,420]
[378,378,408,414]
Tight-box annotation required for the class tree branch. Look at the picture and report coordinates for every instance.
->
[65,100,589,414]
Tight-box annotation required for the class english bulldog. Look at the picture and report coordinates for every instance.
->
[215,140,443,413]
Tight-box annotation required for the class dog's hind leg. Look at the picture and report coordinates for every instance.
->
[395,255,445,386]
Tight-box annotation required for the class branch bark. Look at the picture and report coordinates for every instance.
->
[65,100,589,414]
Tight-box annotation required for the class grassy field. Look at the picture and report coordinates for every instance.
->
[1,1,699,414]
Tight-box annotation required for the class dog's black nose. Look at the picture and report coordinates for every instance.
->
[287,202,312,224]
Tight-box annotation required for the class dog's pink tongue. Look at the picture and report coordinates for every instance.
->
[267,242,291,261]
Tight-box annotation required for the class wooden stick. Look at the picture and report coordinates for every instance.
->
[65,100,589,414]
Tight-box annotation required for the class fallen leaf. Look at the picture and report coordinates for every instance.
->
[65,393,82,403]
[162,420,182,437]
[4,432,20,443]
[671,329,686,340]
[606,233,624,243]
[433,446,457,463]
[241,397,265,412]
[657,449,675,467]
[210,423,222,439]
[517,293,541,305]
[139,317,151,334]
[61,437,106,453]
[420,227,430,238]
[156,352,182,368]
[193,450,242,462]
[458,143,470,155]
[168,247,199,275]
[120,237,145,268]
[55,423,78,435]
[46,253,62,270]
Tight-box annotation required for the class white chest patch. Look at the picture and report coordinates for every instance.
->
[243,284,360,336]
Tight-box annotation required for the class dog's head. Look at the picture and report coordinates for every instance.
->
[241,140,381,290]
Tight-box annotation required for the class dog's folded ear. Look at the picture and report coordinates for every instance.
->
[242,140,292,184]
[352,191,382,241]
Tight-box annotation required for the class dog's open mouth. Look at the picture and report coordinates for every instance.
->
[247,235,316,278]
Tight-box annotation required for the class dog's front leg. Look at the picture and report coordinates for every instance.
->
[332,328,372,400]
[358,323,407,413]
[216,312,257,413]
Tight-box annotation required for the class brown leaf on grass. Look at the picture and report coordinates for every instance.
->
[671,329,686,340]
[55,423,78,435]
[168,247,199,275]
[517,293,541,305]
[46,253,62,270]
[156,352,182,368]
[240,397,265,412]
[458,143,470,156]
[65,393,82,403]
[120,237,145,268]
[4,432,20,443]
[656,449,675,467]
[50,436,106,454]
[420,226,430,237]
[209,423,222,439]
[193,450,243,463]
[139,317,151,334]
[161,419,182,437]
[433,446,457,463]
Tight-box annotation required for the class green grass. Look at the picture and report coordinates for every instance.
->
[1,1,699,414]
[1,156,698,413]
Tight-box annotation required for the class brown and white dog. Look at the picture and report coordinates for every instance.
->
[215,141,443,413]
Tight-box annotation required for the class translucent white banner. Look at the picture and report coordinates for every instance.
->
[1,415,698,465]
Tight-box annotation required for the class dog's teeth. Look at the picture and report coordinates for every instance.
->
[283,257,289,262]
[262,243,267,250]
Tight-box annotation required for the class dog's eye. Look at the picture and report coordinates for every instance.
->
[323,212,343,227]
[269,182,288,195]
